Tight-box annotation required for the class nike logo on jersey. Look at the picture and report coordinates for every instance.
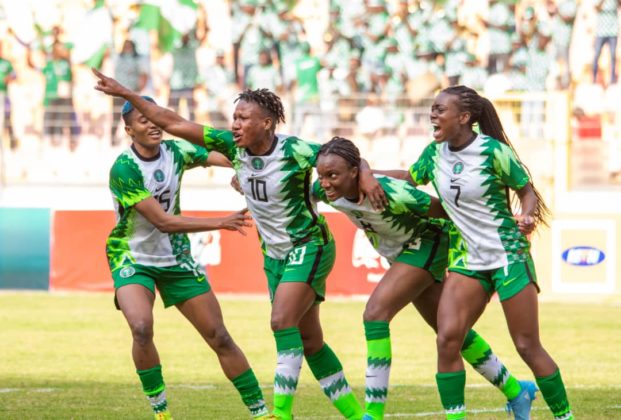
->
[450,178,459,183]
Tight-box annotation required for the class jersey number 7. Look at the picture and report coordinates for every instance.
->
[449,185,461,207]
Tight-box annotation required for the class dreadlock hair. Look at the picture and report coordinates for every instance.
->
[441,85,550,227]
[235,88,286,129]
[317,137,361,169]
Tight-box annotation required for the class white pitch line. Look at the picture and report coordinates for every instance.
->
[0,388,56,393]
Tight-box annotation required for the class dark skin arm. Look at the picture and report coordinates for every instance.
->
[135,198,252,235]
[515,183,537,235]
[372,169,414,184]
[427,196,448,219]
[92,68,205,146]
[358,159,389,211]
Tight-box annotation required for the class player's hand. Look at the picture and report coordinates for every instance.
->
[230,175,243,195]
[92,67,130,98]
[218,208,252,235]
[358,169,388,211]
[516,214,535,236]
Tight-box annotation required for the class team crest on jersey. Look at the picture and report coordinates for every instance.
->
[119,266,136,278]
[251,157,265,171]
[452,161,464,175]
[154,169,165,182]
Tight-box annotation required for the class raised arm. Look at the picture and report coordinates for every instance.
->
[92,68,204,146]
[135,198,251,235]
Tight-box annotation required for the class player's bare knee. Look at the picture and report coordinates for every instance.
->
[514,336,542,363]
[436,330,462,356]
[363,301,390,322]
[301,333,323,356]
[130,320,154,346]
[206,326,234,353]
[270,313,295,331]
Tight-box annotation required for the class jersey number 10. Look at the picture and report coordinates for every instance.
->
[249,178,268,202]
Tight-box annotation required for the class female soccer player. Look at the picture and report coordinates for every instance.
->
[108,97,270,419]
[93,68,386,420]
[314,137,537,420]
[404,86,572,420]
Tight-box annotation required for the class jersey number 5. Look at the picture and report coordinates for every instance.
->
[156,189,172,211]
[449,185,461,207]
[249,178,268,202]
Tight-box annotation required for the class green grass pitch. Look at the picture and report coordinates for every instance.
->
[1,293,619,419]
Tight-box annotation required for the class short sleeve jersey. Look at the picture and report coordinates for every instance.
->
[106,140,208,270]
[313,175,447,262]
[409,135,530,270]
[203,126,331,260]
[42,59,72,105]
[0,58,15,93]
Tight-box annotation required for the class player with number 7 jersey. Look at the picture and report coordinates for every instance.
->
[315,137,539,420]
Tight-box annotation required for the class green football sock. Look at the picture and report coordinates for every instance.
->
[460,329,521,400]
[306,343,364,420]
[536,369,573,419]
[273,327,304,420]
[436,370,466,420]
[137,364,168,414]
[232,368,269,417]
[363,320,391,419]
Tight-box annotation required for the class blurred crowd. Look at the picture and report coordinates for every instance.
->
[0,0,620,185]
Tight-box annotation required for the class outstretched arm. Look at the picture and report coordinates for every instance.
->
[135,198,252,235]
[372,169,414,183]
[92,68,205,146]
[206,151,233,168]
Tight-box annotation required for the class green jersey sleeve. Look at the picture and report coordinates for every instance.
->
[109,155,151,208]
[168,139,209,170]
[203,125,236,161]
[381,176,432,216]
[311,179,329,203]
[409,142,437,185]
[283,136,322,168]
[492,142,530,190]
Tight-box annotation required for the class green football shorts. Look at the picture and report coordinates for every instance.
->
[394,232,448,282]
[111,261,211,308]
[449,254,539,301]
[264,239,336,303]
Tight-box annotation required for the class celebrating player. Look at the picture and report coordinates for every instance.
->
[314,137,538,420]
[396,85,572,420]
[106,97,270,419]
[93,68,387,420]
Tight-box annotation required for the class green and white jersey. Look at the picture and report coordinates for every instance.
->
[106,140,208,270]
[409,135,530,270]
[313,175,447,263]
[203,127,331,260]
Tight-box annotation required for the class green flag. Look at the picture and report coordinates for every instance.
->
[135,0,198,53]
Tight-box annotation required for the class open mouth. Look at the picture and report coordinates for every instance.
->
[148,130,162,138]
[233,132,242,143]
[431,124,442,140]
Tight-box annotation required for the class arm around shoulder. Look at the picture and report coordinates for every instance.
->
[134,198,251,234]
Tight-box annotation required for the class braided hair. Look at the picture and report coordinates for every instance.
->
[441,85,550,227]
[235,88,286,129]
[317,137,361,169]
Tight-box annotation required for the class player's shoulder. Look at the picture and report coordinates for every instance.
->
[110,149,141,177]
[478,134,512,155]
